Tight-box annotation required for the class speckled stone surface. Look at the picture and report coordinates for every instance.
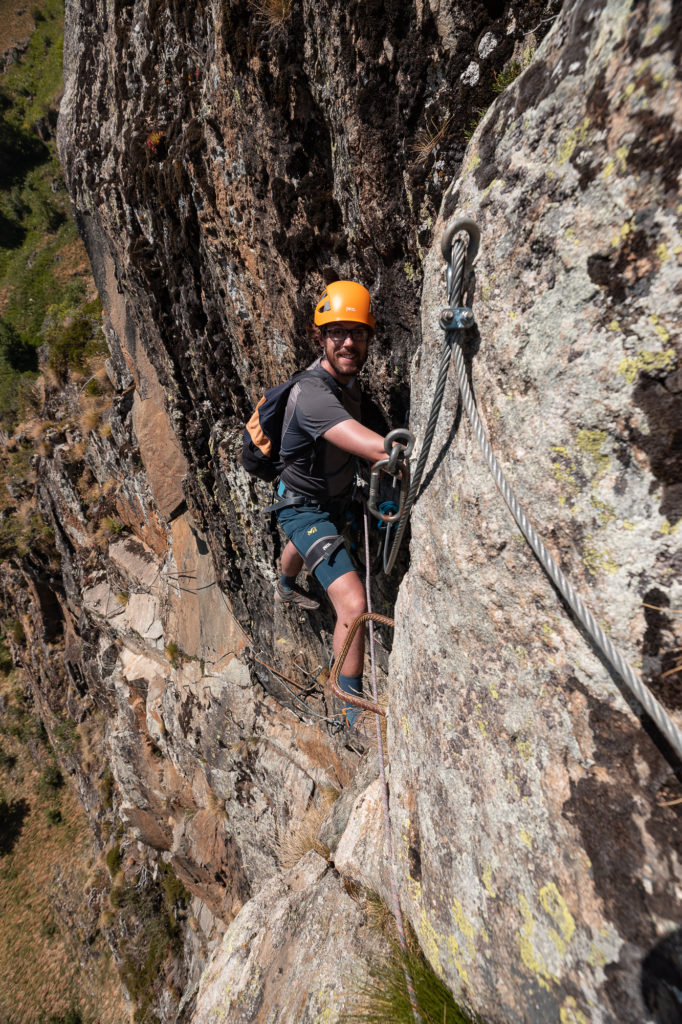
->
[390,2,681,1022]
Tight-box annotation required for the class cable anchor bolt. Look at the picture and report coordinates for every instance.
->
[439,306,476,330]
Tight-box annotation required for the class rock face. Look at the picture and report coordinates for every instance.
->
[192,851,388,1023]
[5,0,679,1021]
[391,1,682,1022]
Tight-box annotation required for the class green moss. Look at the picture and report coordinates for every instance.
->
[100,767,115,810]
[105,842,122,877]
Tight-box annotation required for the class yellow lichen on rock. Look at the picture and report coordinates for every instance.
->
[617,348,675,384]
[539,882,576,957]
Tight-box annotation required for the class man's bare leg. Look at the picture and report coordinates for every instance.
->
[277,540,318,610]
[327,570,367,677]
[281,540,304,579]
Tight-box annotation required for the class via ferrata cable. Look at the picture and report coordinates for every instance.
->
[376,219,480,573]
[440,219,682,762]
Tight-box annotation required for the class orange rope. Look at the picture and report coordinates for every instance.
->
[328,611,394,717]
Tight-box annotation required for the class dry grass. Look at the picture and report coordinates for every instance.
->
[364,888,395,937]
[276,786,339,870]
[205,788,227,817]
[0,673,127,1024]
[411,113,453,165]
[78,405,102,433]
[0,0,34,59]
[247,0,291,26]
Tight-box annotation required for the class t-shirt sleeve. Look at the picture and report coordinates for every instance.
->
[294,380,353,440]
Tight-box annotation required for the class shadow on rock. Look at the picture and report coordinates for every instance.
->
[641,926,682,1024]
[0,795,29,855]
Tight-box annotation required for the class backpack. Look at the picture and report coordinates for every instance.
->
[242,366,331,481]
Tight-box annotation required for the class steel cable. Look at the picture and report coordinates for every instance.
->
[381,239,468,573]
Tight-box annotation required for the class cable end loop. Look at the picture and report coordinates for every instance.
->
[440,217,481,271]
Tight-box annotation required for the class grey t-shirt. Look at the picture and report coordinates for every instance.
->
[280,361,361,500]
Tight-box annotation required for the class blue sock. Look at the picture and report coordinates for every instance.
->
[338,673,363,728]
[280,572,297,591]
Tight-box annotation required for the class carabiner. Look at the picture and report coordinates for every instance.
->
[369,461,410,523]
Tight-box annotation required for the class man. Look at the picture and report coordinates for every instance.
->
[272,280,388,728]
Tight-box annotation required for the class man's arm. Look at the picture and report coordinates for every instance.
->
[323,419,386,465]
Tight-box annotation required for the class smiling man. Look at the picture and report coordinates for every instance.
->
[271,280,388,729]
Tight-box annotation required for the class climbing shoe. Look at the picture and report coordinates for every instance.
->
[275,580,320,611]
[342,710,379,755]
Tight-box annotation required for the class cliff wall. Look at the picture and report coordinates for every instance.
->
[3,0,679,1021]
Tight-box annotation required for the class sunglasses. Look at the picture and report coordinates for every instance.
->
[324,326,370,344]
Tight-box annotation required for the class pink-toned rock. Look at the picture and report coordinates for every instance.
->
[109,535,162,590]
[165,512,248,666]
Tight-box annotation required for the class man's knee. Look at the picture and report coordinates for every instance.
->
[329,574,366,622]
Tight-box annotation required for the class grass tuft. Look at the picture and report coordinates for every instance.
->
[164,641,182,668]
[411,113,453,166]
[349,934,474,1024]
[247,0,291,26]
[276,787,338,870]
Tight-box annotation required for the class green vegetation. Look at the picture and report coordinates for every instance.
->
[164,641,181,668]
[0,667,126,1023]
[113,862,188,1022]
[0,504,56,561]
[38,1008,85,1024]
[348,892,475,1024]
[37,760,64,798]
[47,298,107,378]
[101,516,125,536]
[493,60,522,93]
[463,52,534,142]
[350,941,473,1024]
[0,0,103,425]
[2,670,41,743]
[99,766,115,810]
[463,106,489,142]
[0,638,13,675]
[105,842,122,877]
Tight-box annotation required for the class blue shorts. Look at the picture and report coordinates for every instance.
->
[273,494,357,592]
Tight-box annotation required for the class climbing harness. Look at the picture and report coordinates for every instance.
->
[368,218,481,573]
[437,218,682,762]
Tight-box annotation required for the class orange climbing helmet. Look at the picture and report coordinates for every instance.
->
[314,280,375,331]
